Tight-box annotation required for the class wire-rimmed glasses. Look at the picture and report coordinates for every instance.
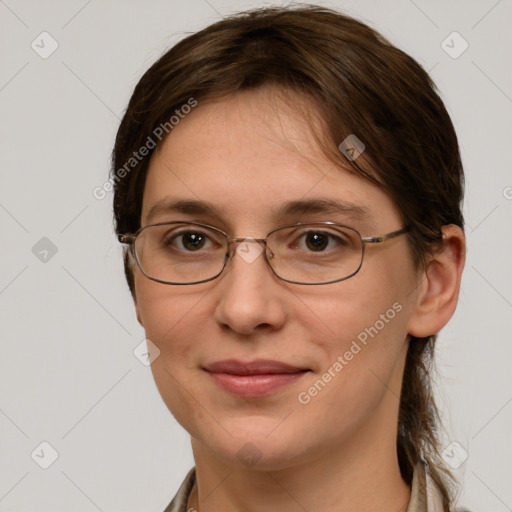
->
[118,221,409,285]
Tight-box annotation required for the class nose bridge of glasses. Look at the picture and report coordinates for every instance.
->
[228,237,266,245]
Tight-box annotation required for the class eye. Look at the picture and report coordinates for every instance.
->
[304,232,329,251]
[164,229,215,252]
[292,229,351,253]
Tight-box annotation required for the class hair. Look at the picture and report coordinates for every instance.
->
[111,4,464,509]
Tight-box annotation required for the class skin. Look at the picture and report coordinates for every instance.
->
[133,87,465,512]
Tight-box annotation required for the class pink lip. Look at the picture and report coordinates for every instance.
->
[204,359,310,397]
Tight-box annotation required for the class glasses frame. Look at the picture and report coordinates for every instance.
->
[118,221,410,286]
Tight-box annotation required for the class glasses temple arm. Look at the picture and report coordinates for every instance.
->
[361,226,410,244]
[118,234,136,244]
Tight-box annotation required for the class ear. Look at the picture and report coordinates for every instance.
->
[135,302,144,327]
[407,225,465,338]
[133,289,145,327]
[126,252,144,327]
[131,281,144,327]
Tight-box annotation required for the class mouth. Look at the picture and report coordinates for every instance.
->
[203,359,311,397]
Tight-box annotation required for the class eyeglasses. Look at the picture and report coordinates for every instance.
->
[118,221,409,285]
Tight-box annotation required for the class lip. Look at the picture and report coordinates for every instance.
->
[204,359,310,397]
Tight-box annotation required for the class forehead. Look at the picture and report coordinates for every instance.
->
[142,88,400,231]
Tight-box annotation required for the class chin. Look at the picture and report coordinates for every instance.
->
[194,422,315,472]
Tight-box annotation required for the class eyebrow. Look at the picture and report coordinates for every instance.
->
[145,197,373,225]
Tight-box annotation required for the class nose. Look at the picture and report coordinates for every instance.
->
[213,238,287,336]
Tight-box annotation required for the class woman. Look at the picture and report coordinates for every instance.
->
[112,5,468,511]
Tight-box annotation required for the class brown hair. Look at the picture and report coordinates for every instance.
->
[111,4,464,509]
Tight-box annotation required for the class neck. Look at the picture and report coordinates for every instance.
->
[188,411,411,512]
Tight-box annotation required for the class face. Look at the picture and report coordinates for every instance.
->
[134,87,422,471]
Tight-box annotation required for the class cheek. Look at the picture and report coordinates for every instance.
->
[135,281,213,432]
[299,265,410,370]
[134,277,213,381]
[302,275,408,352]
[293,293,408,439]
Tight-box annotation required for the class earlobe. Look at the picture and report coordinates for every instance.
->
[134,293,144,327]
[136,306,144,327]
[407,225,466,338]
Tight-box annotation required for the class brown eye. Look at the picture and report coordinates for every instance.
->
[162,230,212,252]
[295,230,350,253]
[305,233,329,251]
[180,232,206,251]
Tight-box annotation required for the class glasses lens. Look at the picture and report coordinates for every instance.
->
[135,223,227,284]
[267,223,363,284]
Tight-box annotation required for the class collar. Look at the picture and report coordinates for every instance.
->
[163,463,444,512]
[407,461,445,512]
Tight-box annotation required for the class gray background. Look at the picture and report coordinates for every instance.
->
[1,0,511,510]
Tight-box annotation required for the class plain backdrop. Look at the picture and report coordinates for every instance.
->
[1,0,511,511]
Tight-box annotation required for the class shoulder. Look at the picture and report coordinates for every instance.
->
[162,467,196,512]
[408,462,474,512]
